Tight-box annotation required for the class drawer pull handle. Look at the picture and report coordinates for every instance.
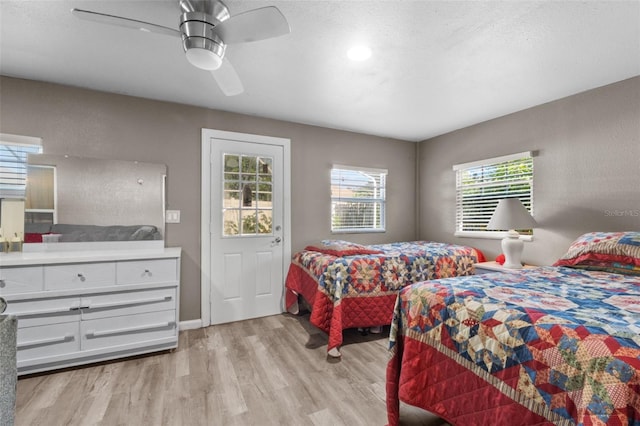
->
[86,321,175,338]
[144,269,152,276]
[13,306,80,317]
[17,334,74,349]
[0,279,5,288]
[77,273,86,282]
[86,295,172,310]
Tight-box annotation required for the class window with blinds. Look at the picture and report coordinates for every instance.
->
[331,165,386,233]
[453,152,534,237]
[0,134,43,199]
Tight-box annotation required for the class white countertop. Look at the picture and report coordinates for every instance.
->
[0,247,181,267]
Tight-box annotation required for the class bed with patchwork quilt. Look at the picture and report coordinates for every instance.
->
[284,240,484,357]
[386,257,640,425]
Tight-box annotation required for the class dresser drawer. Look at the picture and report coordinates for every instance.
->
[0,266,44,295]
[81,288,176,320]
[17,322,81,363]
[116,259,177,285]
[5,296,80,328]
[45,262,116,290]
[81,310,176,351]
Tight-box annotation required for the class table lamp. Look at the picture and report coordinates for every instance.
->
[486,198,537,269]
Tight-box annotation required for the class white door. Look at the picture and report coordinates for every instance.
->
[201,130,290,325]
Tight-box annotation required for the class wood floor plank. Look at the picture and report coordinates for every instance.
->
[15,313,447,426]
[74,391,111,425]
[210,346,248,418]
[245,334,289,391]
[309,407,343,426]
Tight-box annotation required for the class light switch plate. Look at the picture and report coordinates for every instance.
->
[166,210,181,224]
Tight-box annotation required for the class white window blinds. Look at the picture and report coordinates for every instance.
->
[331,165,386,233]
[453,152,534,236]
[0,134,43,199]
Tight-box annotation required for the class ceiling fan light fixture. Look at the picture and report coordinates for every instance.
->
[72,0,289,97]
[182,36,225,70]
[180,10,226,70]
[185,46,223,70]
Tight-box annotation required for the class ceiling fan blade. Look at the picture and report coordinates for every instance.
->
[71,8,180,38]
[212,58,244,96]
[213,6,290,44]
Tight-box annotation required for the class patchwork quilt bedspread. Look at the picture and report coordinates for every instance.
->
[284,241,482,352]
[386,267,640,425]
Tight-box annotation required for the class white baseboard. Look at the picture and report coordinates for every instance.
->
[179,319,203,331]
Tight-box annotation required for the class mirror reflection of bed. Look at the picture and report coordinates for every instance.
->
[1,154,166,249]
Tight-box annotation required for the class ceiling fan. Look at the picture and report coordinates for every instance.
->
[71,0,290,96]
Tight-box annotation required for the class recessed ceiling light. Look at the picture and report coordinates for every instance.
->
[347,45,372,61]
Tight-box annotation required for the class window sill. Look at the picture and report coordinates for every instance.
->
[331,229,386,234]
[454,231,533,242]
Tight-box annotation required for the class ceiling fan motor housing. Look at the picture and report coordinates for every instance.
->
[180,11,226,70]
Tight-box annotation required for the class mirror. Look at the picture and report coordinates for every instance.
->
[16,154,166,245]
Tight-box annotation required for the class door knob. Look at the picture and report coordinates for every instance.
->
[273,237,282,244]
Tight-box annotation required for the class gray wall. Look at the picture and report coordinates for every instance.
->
[4,74,636,321]
[0,76,417,322]
[417,76,640,266]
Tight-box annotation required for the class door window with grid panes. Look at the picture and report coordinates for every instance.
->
[222,154,273,236]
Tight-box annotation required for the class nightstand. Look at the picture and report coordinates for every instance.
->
[474,261,538,275]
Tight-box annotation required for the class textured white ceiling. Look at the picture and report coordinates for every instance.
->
[1,0,639,141]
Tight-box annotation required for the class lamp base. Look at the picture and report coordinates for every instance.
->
[501,231,524,269]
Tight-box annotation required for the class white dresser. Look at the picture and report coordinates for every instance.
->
[0,247,181,375]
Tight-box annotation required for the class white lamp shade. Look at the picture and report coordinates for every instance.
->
[486,198,537,231]
[487,198,536,269]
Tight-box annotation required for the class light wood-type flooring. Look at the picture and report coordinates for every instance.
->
[15,312,448,426]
